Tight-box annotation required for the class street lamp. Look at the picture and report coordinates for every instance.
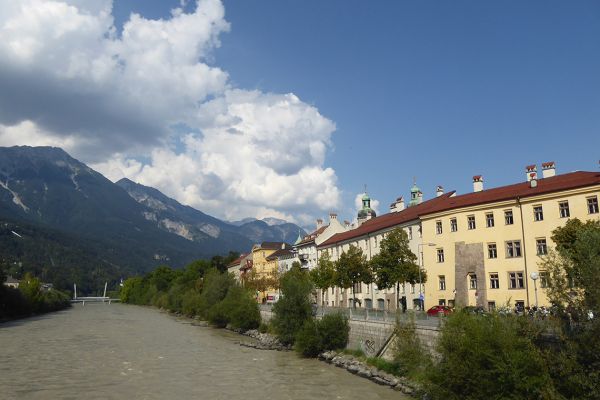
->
[530,271,539,308]
[417,242,437,311]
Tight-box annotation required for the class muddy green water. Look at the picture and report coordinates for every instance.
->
[0,304,406,399]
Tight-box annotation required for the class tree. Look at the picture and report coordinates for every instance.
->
[271,265,313,345]
[244,268,270,303]
[542,218,600,314]
[335,245,371,308]
[310,251,336,305]
[370,228,420,310]
[538,218,600,399]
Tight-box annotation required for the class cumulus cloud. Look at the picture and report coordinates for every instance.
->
[0,0,341,223]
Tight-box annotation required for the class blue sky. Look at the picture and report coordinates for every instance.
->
[123,0,599,217]
[1,0,599,226]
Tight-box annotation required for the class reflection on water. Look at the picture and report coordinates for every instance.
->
[0,304,406,399]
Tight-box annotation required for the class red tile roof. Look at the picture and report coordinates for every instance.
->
[319,171,600,248]
[296,225,328,246]
[421,171,600,217]
[319,192,456,247]
[227,253,248,268]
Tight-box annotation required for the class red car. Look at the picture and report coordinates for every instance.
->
[426,305,453,316]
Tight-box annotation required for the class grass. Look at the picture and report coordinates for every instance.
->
[341,348,403,377]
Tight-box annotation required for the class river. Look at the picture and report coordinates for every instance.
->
[0,304,406,399]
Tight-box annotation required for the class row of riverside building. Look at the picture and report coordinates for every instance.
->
[227,162,600,312]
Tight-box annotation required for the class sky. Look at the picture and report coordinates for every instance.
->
[0,0,598,229]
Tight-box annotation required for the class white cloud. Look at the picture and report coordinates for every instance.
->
[0,0,342,222]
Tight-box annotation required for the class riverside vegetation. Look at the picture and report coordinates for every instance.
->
[120,218,598,399]
[0,263,71,321]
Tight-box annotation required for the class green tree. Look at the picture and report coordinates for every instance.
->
[426,312,556,400]
[335,244,371,308]
[272,265,313,345]
[370,228,421,310]
[310,251,336,304]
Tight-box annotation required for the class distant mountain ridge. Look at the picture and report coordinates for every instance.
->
[0,146,306,287]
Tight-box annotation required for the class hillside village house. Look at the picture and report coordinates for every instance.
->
[420,164,600,311]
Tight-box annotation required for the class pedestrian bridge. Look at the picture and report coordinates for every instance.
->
[71,283,120,304]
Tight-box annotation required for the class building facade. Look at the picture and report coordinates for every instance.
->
[420,166,600,311]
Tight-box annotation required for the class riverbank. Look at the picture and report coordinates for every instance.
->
[162,307,421,397]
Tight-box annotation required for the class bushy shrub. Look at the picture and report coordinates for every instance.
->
[425,312,557,400]
[318,313,349,350]
[181,289,202,316]
[258,322,269,333]
[393,315,430,379]
[207,301,229,328]
[198,269,235,318]
[295,319,323,357]
[272,266,313,345]
[294,313,350,358]
[219,286,260,330]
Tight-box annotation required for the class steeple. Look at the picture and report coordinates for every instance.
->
[409,178,422,207]
[294,230,303,245]
[357,186,376,225]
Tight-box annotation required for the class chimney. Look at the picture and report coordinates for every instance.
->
[530,174,538,188]
[329,212,337,222]
[436,185,444,197]
[390,196,405,213]
[417,190,423,204]
[316,218,323,230]
[526,165,537,181]
[473,175,483,192]
[541,161,556,178]
[344,220,351,228]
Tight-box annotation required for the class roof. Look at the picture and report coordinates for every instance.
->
[266,248,294,260]
[227,253,247,268]
[319,192,456,247]
[257,242,290,250]
[5,276,20,284]
[319,171,600,248]
[296,225,328,246]
[421,171,600,217]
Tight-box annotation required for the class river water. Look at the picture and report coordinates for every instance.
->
[0,304,406,400]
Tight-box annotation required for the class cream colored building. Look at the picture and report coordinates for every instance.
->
[317,187,451,311]
[250,241,291,303]
[420,164,600,311]
[295,213,350,270]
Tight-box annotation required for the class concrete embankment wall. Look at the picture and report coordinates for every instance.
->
[259,307,440,358]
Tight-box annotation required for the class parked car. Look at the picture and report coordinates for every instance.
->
[426,305,453,316]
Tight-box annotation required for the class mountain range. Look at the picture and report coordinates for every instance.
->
[0,146,305,290]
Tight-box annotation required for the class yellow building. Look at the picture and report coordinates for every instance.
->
[250,241,290,303]
[420,164,600,311]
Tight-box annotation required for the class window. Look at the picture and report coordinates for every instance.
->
[408,227,412,240]
[488,243,497,259]
[439,275,446,291]
[488,301,496,311]
[505,210,514,225]
[353,282,362,294]
[536,238,548,255]
[539,271,549,288]
[559,201,570,218]
[439,299,446,306]
[506,240,522,258]
[437,248,445,263]
[509,272,525,289]
[418,226,422,238]
[486,212,495,228]
[450,218,458,232]
[534,205,544,221]
[469,274,477,290]
[489,273,499,289]
[374,236,378,247]
[410,284,415,294]
[467,215,476,230]
[588,196,599,214]
[436,220,443,234]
